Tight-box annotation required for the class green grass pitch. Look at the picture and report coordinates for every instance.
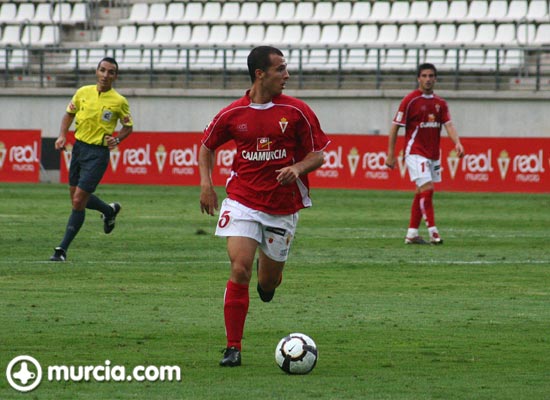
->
[1,183,549,399]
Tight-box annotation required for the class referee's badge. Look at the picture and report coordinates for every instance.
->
[279,117,288,134]
[102,110,113,122]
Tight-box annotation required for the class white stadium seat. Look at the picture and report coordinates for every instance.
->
[455,24,477,44]
[257,3,276,22]
[427,1,448,21]
[147,3,166,23]
[350,2,371,21]
[172,25,191,44]
[126,3,148,23]
[435,24,456,44]
[275,2,295,21]
[376,25,398,44]
[505,1,528,21]
[356,25,378,44]
[331,2,352,22]
[368,2,390,21]
[209,25,228,44]
[494,24,516,44]
[526,1,548,20]
[34,3,53,23]
[486,1,508,21]
[70,3,88,24]
[295,2,315,21]
[339,25,359,44]
[407,1,429,21]
[1,25,21,45]
[245,25,265,45]
[282,25,302,44]
[396,24,417,44]
[0,3,17,23]
[444,1,467,21]
[201,3,221,22]
[319,25,340,44]
[220,2,240,22]
[153,26,173,45]
[182,3,203,22]
[467,1,489,21]
[474,24,496,44]
[301,25,321,44]
[188,25,209,45]
[52,3,72,24]
[533,23,550,44]
[16,3,35,22]
[135,26,155,44]
[313,2,333,21]
[416,24,437,44]
[118,25,137,44]
[264,25,284,44]
[226,25,247,44]
[164,3,184,23]
[389,2,410,21]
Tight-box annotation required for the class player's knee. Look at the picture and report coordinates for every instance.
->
[230,263,252,284]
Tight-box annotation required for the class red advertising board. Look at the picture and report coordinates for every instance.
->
[0,130,42,183]
[59,132,550,193]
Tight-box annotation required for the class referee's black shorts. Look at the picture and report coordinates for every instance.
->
[69,140,110,193]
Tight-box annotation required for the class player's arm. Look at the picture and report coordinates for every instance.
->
[106,125,133,150]
[385,123,401,169]
[444,121,464,158]
[275,151,325,186]
[199,144,219,216]
[55,112,75,151]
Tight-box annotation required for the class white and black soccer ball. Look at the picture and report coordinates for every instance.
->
[275,333,318,374]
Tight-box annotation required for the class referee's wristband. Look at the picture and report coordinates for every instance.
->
[114,137,120,145]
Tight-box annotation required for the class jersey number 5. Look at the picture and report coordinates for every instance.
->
[218,210,231,229]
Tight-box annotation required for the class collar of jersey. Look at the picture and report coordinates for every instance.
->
[421,93,434,99]
[249,101,275,110]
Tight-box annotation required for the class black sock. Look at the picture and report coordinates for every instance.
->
[59,209,85,251]
[86,194,112,216]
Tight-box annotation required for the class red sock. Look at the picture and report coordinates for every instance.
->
[409,193,422,229]
[224,280,249,351]
[419,189,435,228]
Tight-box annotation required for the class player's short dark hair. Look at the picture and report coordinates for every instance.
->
[417,63,437,77]
[97,57,119,74]
[247,46,284,83]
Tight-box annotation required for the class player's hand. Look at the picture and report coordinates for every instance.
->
[200,186,218,216]
[455,143,465,158]
[54,136,66,151]
[385,155,396,169]
[275,166,299,185]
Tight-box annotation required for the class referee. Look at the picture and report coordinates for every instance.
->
[50,57,133,262]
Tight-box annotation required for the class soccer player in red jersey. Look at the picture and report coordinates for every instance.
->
[199,46,330,367]
[386,63,464,245]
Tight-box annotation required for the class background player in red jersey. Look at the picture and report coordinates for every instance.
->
[199,46,330,367]
[386,63,464,245]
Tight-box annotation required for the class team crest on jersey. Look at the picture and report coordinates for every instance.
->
[435,104,441,113]
[279,117,288,134]
[237,123,248,132]
[102,110,113,122]
[257,137,272,151]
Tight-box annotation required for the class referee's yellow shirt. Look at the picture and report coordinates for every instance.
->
[67,85,133,146]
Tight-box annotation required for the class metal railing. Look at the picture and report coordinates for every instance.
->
[1,45,550,91]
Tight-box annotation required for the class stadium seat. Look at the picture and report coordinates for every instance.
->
[427,1,448,21]
[192,49,223,70]
[462,49,487,70]
[52,3,72,24]
[70,3,88,24]
[494,24,516,44]
[526,0,548,21]
[1,25,21,45]
[486,1,508,21]
[121,48,144,70]
[339,25,359,44]
[182,3,203,22]
[153,26,173,44]
[172,25,191,44]
[227,48,249,71]
[189,25,209,45]
[226,25,246,44]
[312,2,333,21]
[201,3,221,22]
[21,25,41,46]
[164,3,184,23]
[33,3,53,23]
[98,26,118,44]
[505,0,528,21]
[533,24,550,44]
[239,3,258,21]
[39,25,60,45]
[301,25,321,44]
[368,1,390,21]
[209,25,228,44]
[331,2,352,22]
[416,24,437,44]
[501,49,523,70]
[516,23,536,44]
[444,49,465,70]
[343,48,368,70]
[257,3,276,23]
[389,1,410,21]
[444,1,467,21]
[8,48,28,69]
[0,3,17,24]
[282,25,303,44]
[383,48,407,69]
[424,49,446,66]
[118,25,137,44]
[407,1,429,21]
[474,24,496,44]
[295,2,315,21]
[264,25,284,44]
[455,24,477,44]
[435,24,457,44]
[219,2,240,22]
[396,24,417,44]
[356,24,378,44]
[15,3,35,22]
[157,48,180,70]
[275,2,295,21]
[319,25,340,44]
[466,1,489,21]
[126,3,148,24]
[376,25,398,45]
[147,3,166,23]
[135,26,154,44]
[350,2,371,21]
[245,25,265,45]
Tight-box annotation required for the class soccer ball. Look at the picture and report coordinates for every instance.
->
[275,333,318,374]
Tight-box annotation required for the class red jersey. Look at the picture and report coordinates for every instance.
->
[202,91,330,215]
[392,89,451,160]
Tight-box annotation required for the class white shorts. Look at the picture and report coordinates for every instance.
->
[406,154,442,187]
[215,198,299,262]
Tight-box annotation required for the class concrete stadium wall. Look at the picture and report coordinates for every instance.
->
[2,88,550,138]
